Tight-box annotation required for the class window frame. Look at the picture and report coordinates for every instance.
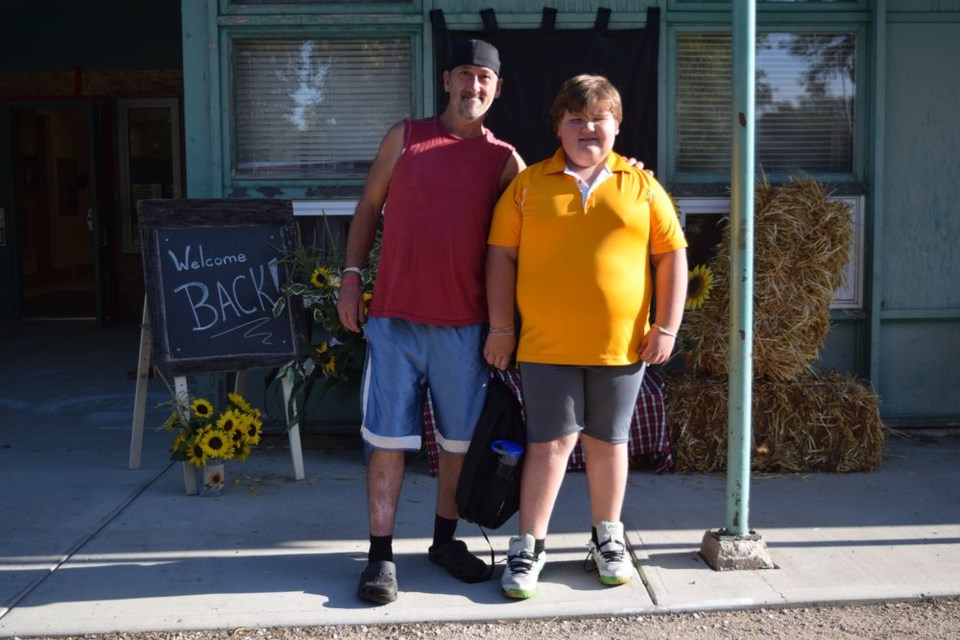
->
[220,0,421,17]
[666,21,867,186]
[667,0,867,11]
[117,98,183,254]
[220,27,422,199]
[676,195,865,309]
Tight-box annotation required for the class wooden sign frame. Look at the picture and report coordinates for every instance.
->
[138,198,307,376]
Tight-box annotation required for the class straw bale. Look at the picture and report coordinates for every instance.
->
[666,371,885,474]
[684,176,852,381]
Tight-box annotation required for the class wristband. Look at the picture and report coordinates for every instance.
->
[488,325,515,336]
[342,267,363,277]
[652,323,678,338]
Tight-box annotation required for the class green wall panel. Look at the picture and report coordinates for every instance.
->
[883,22,960,311]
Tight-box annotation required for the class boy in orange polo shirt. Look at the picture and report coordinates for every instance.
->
[484,74,688,599]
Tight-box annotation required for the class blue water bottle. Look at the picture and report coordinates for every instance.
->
[491,439,524,479]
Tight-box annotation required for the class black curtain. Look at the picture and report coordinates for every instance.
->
[431,7,660,169]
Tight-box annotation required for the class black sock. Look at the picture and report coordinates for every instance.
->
[369,534,393,563]
[534,539,545,557]
[592,526,599,546]
[432,514,458,548]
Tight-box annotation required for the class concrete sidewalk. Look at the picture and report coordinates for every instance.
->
[1,321,959,637]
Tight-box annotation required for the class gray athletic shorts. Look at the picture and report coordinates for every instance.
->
[519,361,647,444]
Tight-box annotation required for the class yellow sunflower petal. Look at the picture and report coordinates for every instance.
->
[190,398,215,420]
[685,264,715,311]
[227,392,254,414]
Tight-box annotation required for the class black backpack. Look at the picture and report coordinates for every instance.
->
[455,373,526,530]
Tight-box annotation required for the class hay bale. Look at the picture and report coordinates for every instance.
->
[666,371,885,474]
[684,177,852,381]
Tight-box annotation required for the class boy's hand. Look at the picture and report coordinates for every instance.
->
[483,334,516,370]
[638,331,675,365]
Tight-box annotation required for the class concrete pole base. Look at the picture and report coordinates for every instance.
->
[699,529,776,571]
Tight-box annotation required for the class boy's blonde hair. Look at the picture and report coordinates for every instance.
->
[550,74,623,133]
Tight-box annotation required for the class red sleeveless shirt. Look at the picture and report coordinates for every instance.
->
[368,116,515,326]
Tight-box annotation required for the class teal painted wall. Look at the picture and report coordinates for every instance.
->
[177,0,960,423]
[879,18,960,419]
[882,22,960,311]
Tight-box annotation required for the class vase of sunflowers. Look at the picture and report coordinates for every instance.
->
[165,391,263,497]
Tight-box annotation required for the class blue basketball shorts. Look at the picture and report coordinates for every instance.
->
[359,316,487,453]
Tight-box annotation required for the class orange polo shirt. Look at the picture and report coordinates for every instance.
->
[488,148,687,366]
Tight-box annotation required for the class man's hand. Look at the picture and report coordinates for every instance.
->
[336,277,366,332]
[625,157,654,176]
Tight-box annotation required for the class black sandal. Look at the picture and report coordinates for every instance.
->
[428,539,492,583]
[357,560,397,605]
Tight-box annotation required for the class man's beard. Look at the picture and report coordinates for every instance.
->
[457,95,488,121]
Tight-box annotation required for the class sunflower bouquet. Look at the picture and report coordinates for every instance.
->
[272,220,380,421]
[166,391,264,467]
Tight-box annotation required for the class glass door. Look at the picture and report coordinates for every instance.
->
[12,105,96,318]
[118,99,182,254]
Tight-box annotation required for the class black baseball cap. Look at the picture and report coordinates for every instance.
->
[448,39,501,75]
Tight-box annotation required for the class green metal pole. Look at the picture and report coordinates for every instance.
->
[726,0,756,537]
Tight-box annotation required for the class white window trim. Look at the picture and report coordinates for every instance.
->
[676,195,864,309]
[293,200,357,217]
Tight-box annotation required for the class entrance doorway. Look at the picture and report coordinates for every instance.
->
[14,106,96,318]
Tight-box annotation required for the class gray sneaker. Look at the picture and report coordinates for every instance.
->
[501,533,545,599]
[587,521,633,585]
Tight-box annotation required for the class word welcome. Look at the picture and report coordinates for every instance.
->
[167,244,248,271]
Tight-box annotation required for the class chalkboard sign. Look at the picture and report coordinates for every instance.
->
[138,199,307,376]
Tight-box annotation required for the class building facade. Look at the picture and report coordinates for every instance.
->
[0,0,957,424]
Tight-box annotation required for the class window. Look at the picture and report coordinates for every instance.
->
[118,99,182,253]
[677,195,864,309]
[231,38,412,180]
[674,31,856,178]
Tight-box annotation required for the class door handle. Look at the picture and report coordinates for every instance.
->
[86,208,94,232]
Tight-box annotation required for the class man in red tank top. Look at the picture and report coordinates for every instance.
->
[337,39,525,605]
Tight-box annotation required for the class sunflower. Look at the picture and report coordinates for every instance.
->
[310,266,337,289]
[321,352,337,376]
[243,415,263,446]
[216,408,241,432]
[171,431,187,453]
[200,427,234,460]
[233,440,254,461]
[186,439,207,466]
[685,264,715,311]
[190,397,215,422]
[315,342,329,357]
[229,415,249,446]
[227,392,253,414]
[164,412,180,432]
[216,410,244,450]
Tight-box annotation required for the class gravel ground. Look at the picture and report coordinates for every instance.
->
[19,597,960,640]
